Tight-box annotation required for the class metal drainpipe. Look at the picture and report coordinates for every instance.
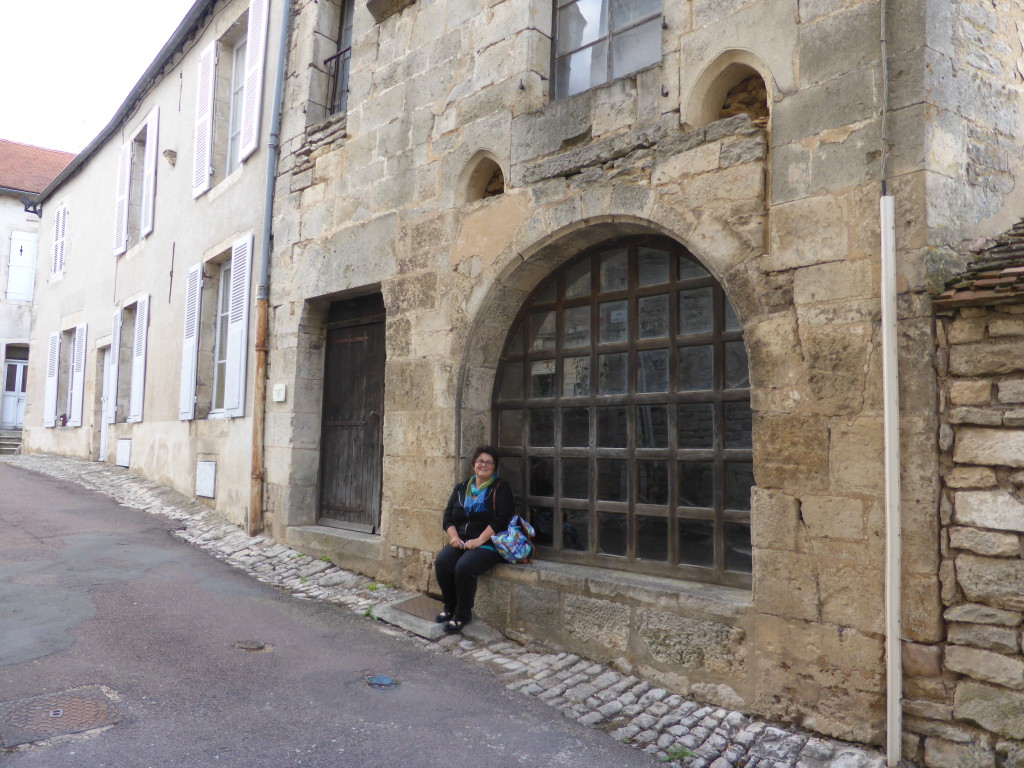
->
[879,0,902,763]
[881,193,901,768]
[248,0,292,536]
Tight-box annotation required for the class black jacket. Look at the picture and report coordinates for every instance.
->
[442,478,516,542]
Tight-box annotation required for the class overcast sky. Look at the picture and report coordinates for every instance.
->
[2,0,197,154]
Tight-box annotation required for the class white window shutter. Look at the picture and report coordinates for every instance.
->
[193,42,217,198]
[139,107,160,238]
[238,0,269,162]
[128,294,150,423]
[113,142,131,255]
[67,324,88,427]
[43,332,60,428]
[49,210,58,276]
[179,264,203,420]
[51,204,67,277]
[108,309,121,424]
[7,231,36,301]
[57,204,68,274]
[223,234,253,417]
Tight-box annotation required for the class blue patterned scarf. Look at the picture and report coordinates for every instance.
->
[464,475,496,515]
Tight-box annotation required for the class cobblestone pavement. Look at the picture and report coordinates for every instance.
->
[3,454,893,768]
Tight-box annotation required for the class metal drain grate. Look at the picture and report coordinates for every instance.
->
[0,686,120,747]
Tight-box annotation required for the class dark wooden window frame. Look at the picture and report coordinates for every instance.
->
[492,236,753,588]
[551,0,663,101]
[324,0,356,115]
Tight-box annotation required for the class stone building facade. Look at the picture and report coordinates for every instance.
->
[0,140,74,430]
[20,0,1024,762]
[263,0,1024,755]
[22,0,284,524]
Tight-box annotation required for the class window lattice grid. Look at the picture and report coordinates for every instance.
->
[493,238,753,587]
[552,0,663,99]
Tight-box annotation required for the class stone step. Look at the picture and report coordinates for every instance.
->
[0,430,23,455]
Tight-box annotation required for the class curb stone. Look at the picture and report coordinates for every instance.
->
[2,454,898,768]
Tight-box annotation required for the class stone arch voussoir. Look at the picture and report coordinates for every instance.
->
[453,190,764,453]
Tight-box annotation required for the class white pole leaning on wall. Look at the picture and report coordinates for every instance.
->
[880,194,902,767]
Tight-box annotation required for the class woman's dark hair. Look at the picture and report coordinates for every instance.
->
[471,445,499,467]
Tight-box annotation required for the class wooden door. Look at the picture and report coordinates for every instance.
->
[319,295,385,532]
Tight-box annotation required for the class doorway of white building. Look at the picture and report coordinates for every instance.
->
[1,360,27,429]
[98,347,112,461]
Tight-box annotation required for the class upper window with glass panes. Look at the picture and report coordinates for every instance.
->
[553,0,663,100]
[326,0,356,115]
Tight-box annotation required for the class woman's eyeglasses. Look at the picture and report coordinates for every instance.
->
[474,459,495,467]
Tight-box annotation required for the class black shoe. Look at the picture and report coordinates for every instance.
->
[443,616,470,633]
[434,609,454,623]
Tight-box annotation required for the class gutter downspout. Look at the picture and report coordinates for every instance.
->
[879,0,902,763]
[881,193,901,768]
[248,0,291,536]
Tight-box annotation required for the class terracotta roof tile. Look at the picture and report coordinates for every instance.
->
[936,219,1024,309]
[0,139,76,195]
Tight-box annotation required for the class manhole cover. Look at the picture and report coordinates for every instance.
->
[234,640,266,651]
[366,675,397,689]
[387,594,442,622]
[0,686,120,747]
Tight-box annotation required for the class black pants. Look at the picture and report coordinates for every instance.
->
[434,545,503,621]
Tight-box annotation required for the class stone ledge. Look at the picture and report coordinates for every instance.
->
[285,525,381,579]
[489,559,751,622]
[365,0,416,22]
[373,597,502,644]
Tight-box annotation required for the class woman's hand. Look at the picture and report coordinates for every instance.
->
[464,526,495,551]
[449,537,465,550]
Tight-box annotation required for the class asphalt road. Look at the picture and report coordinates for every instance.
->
[0,462,657,768]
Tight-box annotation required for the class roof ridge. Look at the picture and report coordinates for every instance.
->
[0,138,76,158]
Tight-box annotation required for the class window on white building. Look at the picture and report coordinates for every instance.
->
[192,0,269,198]
[178,234,252,420]
[43,324,87,428]
[226,36,249,176]
[553,0,662,100]
[108,295,150,424]
[7,231,37,301]
[113,107,160,255]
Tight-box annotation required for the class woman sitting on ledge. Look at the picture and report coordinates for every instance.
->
[434,445,515,633]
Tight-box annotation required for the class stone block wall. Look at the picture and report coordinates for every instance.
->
[262,0,1009,750]
[920,304,1024,768]
[475,561,751,709]
[923,0,1024,248]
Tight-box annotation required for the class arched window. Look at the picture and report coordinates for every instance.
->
[493,237,753,587]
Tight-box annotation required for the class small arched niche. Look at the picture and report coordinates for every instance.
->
[684,51,772,130]
[719,72,769,123]
[458,150,506,204]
